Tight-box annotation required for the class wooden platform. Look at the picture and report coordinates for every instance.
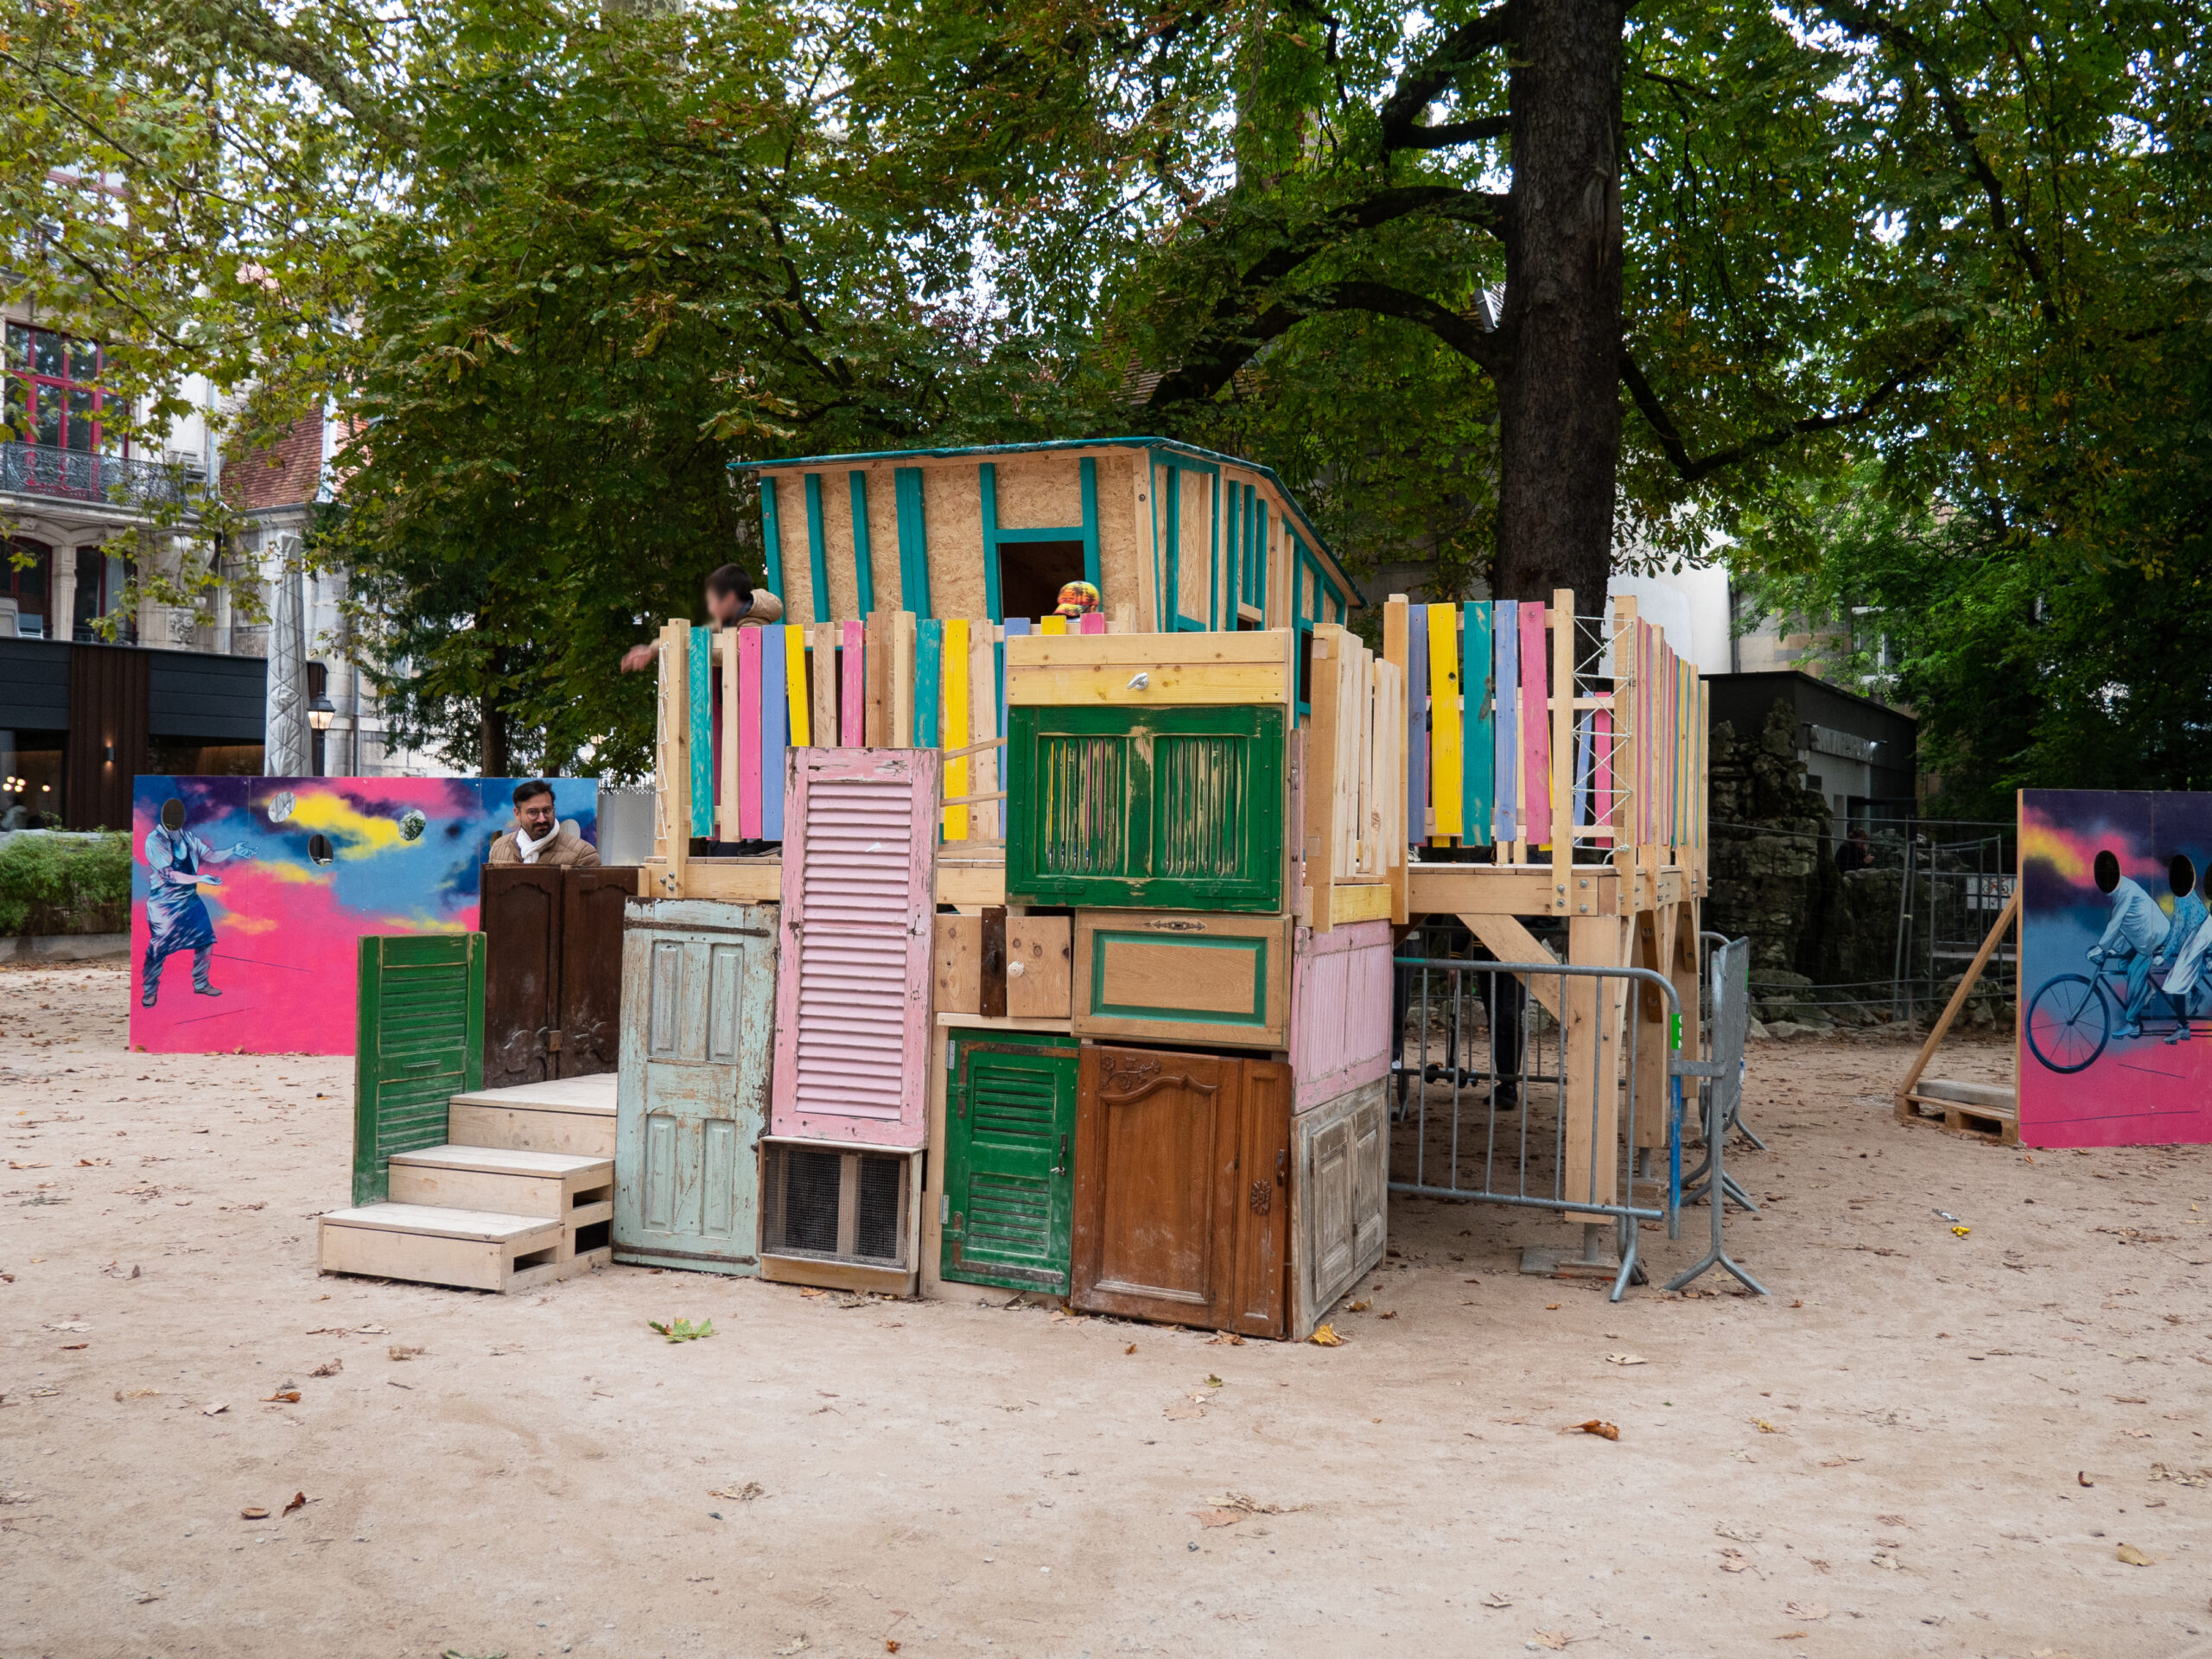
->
[318,1204,590,1293]
[447,1074,617,1160]
[1897,1077,2020,1147]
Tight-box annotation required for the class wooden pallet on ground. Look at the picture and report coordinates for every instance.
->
[1897,1077,2020,1147]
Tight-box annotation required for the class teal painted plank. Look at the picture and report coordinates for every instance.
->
[849,470,874,615]
[915,618,943,747]
[689,626,714,838]
[1078,457,1102,588]
[803,474,830,623]
[895,466,930,617]
[759,478,785,594]
[979,461,1003,622]
[1461,601,1495,847]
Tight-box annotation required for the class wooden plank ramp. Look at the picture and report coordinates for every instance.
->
[1897,1077,2020,1147]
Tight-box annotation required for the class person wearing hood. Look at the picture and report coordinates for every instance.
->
[2087,849,2171,1039]
[2158,854,2211,1045]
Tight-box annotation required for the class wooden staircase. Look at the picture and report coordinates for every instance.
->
[319,1076,618,1293]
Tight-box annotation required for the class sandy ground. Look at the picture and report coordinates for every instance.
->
[3,963,2209,1659]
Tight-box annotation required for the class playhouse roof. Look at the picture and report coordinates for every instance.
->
[730,436,1359,609]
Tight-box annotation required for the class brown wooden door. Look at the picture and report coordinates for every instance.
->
[1071,1045,1242,1330]
[556,867,634,1077]
[1228,1059,1291,1338]
[482,865,561,1089]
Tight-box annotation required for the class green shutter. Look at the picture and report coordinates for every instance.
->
[1006,703,1285,911]
[352,933,486,1205]
[942,1032,1077,1294]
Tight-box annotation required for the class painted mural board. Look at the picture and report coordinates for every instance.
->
[130,776,598,1056]
[2018,789,2212,1148]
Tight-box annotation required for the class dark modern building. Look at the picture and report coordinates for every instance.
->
[1705,670,1919,829]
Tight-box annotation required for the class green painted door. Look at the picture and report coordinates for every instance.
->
[942,1030,1078,1294]
[1006,703,1285,911]
[353,933,486,1205]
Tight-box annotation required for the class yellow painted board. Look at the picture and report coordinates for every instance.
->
[944,616,970,841]
[1427,603,1462,838]
[783,624,810,747]
[1039,614,1067,636]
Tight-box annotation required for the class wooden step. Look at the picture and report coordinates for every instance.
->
[387,1146,613,1263]
[1898,1077,2019,1147]
[447,1074,617,1160]
[318,1204,582,1293]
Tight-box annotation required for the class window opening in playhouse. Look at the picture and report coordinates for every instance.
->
[997,538,1086,623]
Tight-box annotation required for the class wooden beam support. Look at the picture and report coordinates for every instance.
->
[1895,886,2021,1117]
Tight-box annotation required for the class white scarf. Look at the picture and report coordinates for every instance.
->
[515,823,561,864]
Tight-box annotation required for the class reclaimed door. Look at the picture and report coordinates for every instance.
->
[352,933,485,1205]
[1006,704,1286,911]
[482,866,561,1089]
[1227,1059,1291,1338]
[556,866,633,1077]
[1071,1044,1242,1329]
[941,1031,1079,1294]
[613,899,775,1273]
[771,748,939,1147]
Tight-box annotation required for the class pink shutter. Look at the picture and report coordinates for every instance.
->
[1291,919,1395,1111]
[771,747,939,1146]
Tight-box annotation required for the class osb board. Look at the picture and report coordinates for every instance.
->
[1174,464,1214,626]
[859,463,904,611]
[992,451,1084,530]
[924,464,988,620]
[1093,450,1145,617]
[815,471,864,620]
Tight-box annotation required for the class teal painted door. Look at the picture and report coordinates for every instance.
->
[1006,703,1285,911]
[613,899,776,1273]
[352,933,485,1205]
[942,1030,1078,1294]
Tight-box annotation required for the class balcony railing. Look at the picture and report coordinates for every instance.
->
[0,442,194,513]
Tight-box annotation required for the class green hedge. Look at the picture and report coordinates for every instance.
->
[0,833,131,937]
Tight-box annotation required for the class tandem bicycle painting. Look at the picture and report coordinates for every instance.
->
[2018,790,2212,1148]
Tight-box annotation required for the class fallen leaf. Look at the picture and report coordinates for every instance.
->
[1545,1303,1562,1311]
[1753,1419,1782,1433]
[355,1324,389,1335]
[886,1644,899,1655]
[283,1491,307,1516]
[1308,1324,1344,1346]
[1191,1509,1242,1528]
[1574,1420,1620,1440]
[798,1287,828,1300]
[1124,1344,1137,1355]
[1716,1524,1764,1542]
[1208,1491,1306,1515]
[2115,1542,2156,1566]
[773,1637,808,1656]
[115,1387,160,1400]
[1719,1548,1752,1573]
[308,1360,342,1378]
[239,1507,268,1520]
[1534,1629,1574,1649]
[709,1483,765,1502]
[1347,1300,1372,1313]
[1204,1332,1244,1346]
[1203,1375,1224,1389]
[1871,1550,1900,1570]
[2078,1471,2094,1487]
[60,1343,86,1351]
[1784,1602,1829,1621]
[201,1402,227,1416]
[387,1344,425,1362]
[1479,1590,1512,1609]
[1605,1352,1649,1366]
[647,1318,714,1343]
[262,1390,302,1404]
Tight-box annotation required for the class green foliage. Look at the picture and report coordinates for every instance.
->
[0,834,130,937]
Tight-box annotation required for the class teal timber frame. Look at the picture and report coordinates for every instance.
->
[894,467,931,617]
[848,471,874,615]
[1155,450,1220,633]
[760,479,786,594]
[978,460,1098,625]
[804,473,830,623]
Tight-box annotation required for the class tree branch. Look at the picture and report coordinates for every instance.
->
[1619,335,1955,483]
[1376,4,1511,151]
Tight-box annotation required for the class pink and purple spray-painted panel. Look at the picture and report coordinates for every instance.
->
[2018,789,2212,1148]
[1289,919,1395,1113]
[130,774,596,1056]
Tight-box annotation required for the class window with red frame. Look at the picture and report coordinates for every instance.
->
[3,323,108,454]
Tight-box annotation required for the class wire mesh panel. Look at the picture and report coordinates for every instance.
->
[760,1141,911,1268]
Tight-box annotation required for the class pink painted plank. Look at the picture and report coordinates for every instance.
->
[1290,919,1395,1112]
[839,619,866,747]
[1594,708,1615,835]
[770,747,941,1147]
[1517,601,1551,846]
[1077,613,1106,635]
[737,627,764,840]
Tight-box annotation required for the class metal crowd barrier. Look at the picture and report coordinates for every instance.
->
[1389,935,1764,1300]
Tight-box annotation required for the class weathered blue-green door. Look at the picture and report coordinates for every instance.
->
[614,899,776,1273]
[941,1029,1078,1294]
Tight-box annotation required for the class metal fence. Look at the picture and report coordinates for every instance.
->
[1389,932,1762,1300]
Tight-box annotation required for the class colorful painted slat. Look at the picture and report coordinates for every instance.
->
[1425,603,1461,840]
[914,619,942,747]
[943,617,970,840]
[1460,601,1493,849]
[1517,601,1551,847]
[762,624,788,839]
[849,471,875,617]
[1077,613,1106,636]
[718,626,739,840]
[1491,602,1519,845]
[1405,606,1427,845]
[783,624,810,747]
[688,626,714,840]
[970,616,1001,840]
[840,620,866,747]
[737,628,764,839]
[1595,708,1614,834]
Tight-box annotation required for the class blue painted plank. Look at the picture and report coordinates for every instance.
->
[1461,601,1495,847]
[761,624,787,839]
[688,626,714,840]
[914,618,943,748]
[1077,457,1102,588]
[849,471,874,616]
[979,462,1003,622]
[803,474,830,623]
[1492,602,1519,844]
[759,479,785,594]
[894,467,931,618]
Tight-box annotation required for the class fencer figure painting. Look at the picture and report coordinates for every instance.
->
[2018,789,2212,1147]
[129,776,598,1055]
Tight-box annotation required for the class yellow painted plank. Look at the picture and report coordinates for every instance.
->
[1329,882,1394,924]
[783,624,810,747]
[944,616,970,841]
[1427,603,1462,838]
[1039,614,1067,636]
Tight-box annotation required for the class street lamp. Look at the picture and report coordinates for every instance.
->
[308,695,336,778]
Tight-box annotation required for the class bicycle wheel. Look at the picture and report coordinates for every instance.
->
[2026,974,2109,1073]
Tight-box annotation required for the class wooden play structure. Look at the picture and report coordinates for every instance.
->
[321,436,1723,1324]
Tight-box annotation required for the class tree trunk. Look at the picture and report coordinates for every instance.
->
[479,624,510,777]
[1494,1,1624,611]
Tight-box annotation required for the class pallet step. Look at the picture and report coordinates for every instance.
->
[447,1075,617,1160]
[1916,1077,2017,1111]
[1899,1090,2020,1147]
[318,1204,595,1293]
